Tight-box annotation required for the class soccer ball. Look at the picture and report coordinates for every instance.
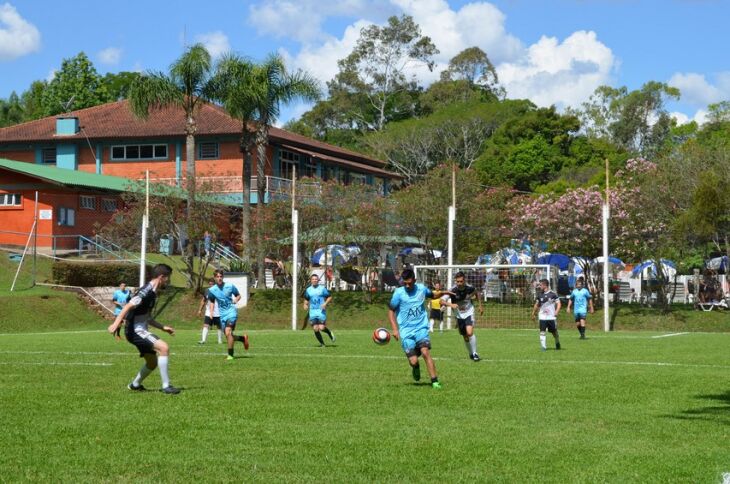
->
[372,327,391,345]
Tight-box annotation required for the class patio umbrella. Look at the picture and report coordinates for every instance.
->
[706,256,728,272]
[535,253,572,271]
[630,259,677,279]
[399,247,442,259]
[311,245,349,266]
[591,256,625,269]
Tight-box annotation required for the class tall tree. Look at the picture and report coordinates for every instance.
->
[329,14,438,131]
[102,71,142,101]
[247,54,320,286]
[440,46,504,99]
[129,44,215,217]
[41,52,109,116]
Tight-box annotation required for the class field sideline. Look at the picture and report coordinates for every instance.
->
[1,327,729,482]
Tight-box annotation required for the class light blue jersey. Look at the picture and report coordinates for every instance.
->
[304,285,331,322]
[569,288,592,315]
[112,289,130,316]
[208,282,240,323]
[389,283,433,337]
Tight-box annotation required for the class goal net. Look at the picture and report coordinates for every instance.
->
[414,264,554,329]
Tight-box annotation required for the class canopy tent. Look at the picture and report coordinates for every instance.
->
[399,247,443,259]
[535,253,572,271]
[706,256,729,273]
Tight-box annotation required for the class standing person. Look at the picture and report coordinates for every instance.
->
[388,269,454,389]
[566,278,594,339]
[198,278,222,345]
[208,269,249,360]
[302,274,335,347]
[203,230,212,257]
[428,280,448,333]
[532,279,562,351]
[111,282,131,340]
[107,264,180,394]
[445,271,484,361]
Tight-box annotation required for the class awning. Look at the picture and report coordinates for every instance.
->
[279,144,403,179]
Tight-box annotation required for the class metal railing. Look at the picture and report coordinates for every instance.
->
[141,175,329,199]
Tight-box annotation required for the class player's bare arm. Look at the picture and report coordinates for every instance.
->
[108,301,134,334]
[388,308,400,340]
[555,299,562,315]
[589,298,595,313]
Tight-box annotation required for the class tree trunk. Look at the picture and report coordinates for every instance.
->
[255,129,268,288]
[241,148,251,263]
[185,131,196,218]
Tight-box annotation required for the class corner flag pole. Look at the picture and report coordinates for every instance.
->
[139,170,149,287]
[602,159,610,332]
[446,163,456,330]
[291,166,299,331]
[32,191,38,287]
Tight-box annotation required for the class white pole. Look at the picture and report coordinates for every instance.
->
[446,164,456,330]
[139,170,149,287]
[291,167,298,331]
[32,191,38,287]
[10,220,36,292]
[602,158,610,332]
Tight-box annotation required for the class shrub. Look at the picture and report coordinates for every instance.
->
[52,262,153,287]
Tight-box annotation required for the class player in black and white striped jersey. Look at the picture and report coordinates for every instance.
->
[531,279,562,352]
[108,264,181,394]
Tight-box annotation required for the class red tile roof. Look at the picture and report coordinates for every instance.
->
[0,100,389,171]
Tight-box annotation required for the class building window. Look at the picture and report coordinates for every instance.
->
[350,172,367,185]
[0,193,21,206]
[199,142,219,159]
[102,199,117,212]
[110,144,168,161]
[80,195,96,210]
[302,158,317,178]
[41,148,57,164]
[279,149,300,180]
[58,207,75,226]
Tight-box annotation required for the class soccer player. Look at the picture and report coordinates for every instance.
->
[111,282,131,340]
[566,277,594,339]
[208,269,249,360]
[388,269,454,389]
[107,264,180,394]
[197,278,222,344]
[303,274,335,346]
[428,280,448,333]
[445,271,484,361]
[531,278,562,351]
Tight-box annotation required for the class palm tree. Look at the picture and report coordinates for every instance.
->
[128,43,215,218]
[249,54,320,286]
[210,55,260,263]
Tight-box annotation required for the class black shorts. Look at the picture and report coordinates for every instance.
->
[574,313,587,323]
[457,316,474,336]
[126,324,159,357]
[539,319,557,332]
[429,309,443,321]
[204,316,221,327]
[309,318,326,326]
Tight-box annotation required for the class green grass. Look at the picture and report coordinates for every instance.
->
[0,326,729,482]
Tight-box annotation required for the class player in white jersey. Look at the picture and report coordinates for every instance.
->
[445,271,484,361]
[531,279,562,351]
[198,278,222,344]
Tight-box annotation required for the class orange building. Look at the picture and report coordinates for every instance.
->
[0,100,400,248]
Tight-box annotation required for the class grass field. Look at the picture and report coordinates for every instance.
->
[1,326,729,482]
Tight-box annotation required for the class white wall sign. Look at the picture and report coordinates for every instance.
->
[39,209,52,220]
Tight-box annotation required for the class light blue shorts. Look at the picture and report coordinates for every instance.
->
[400,327,431,357]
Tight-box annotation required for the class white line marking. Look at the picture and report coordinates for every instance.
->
[651,332,690,339]
[1,349,726,369]
[0,330,106,336]
[0,361,112,367]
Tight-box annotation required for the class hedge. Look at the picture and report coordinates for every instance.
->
[52,262,153,287]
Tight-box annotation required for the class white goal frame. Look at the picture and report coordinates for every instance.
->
[414,264,554,330]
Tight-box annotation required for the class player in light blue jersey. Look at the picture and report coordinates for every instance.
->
[111,282,131,340]
[388,269,454,389]
[303,274,335,347]
[208,269,249,360]
[567,278,594,339]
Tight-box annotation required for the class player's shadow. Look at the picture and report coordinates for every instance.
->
[667,391,730,425]
[405,382,435,388]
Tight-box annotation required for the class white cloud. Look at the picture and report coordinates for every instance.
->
[195,31,230,59]
[670,109,709,126]
[668,71,730,107]
[97,47,122,65]
[0,3,40,61]
[46,68,56,82]
[497,30,615,109]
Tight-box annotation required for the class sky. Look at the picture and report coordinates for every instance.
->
[1,0,728,126]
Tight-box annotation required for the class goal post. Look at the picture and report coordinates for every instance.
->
[414,264,554,330]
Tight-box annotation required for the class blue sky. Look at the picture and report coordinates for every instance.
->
[1,0,728,125]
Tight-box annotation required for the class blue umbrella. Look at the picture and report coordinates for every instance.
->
[706,256,728,272]
[631,259,676,279]
[311,245,349,266]
[536,253,572,271]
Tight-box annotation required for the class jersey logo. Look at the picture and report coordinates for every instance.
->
[407,306,425,319]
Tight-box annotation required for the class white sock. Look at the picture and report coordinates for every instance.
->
[540,332,547,349]
[429,319,434,332]
[469,335,477,354]
[132,365,153,386]
[158,355,171,388]
[201,326,209,342]
[439,320,444,332]
[217,329,223,344]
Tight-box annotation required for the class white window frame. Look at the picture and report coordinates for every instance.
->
[110,144,168,161]
[41,148,57,164]
[199,142,219,160]
[0,193,21,206]
[102,198,117,212]
[58,207,75,226]
[80,195,96,210]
